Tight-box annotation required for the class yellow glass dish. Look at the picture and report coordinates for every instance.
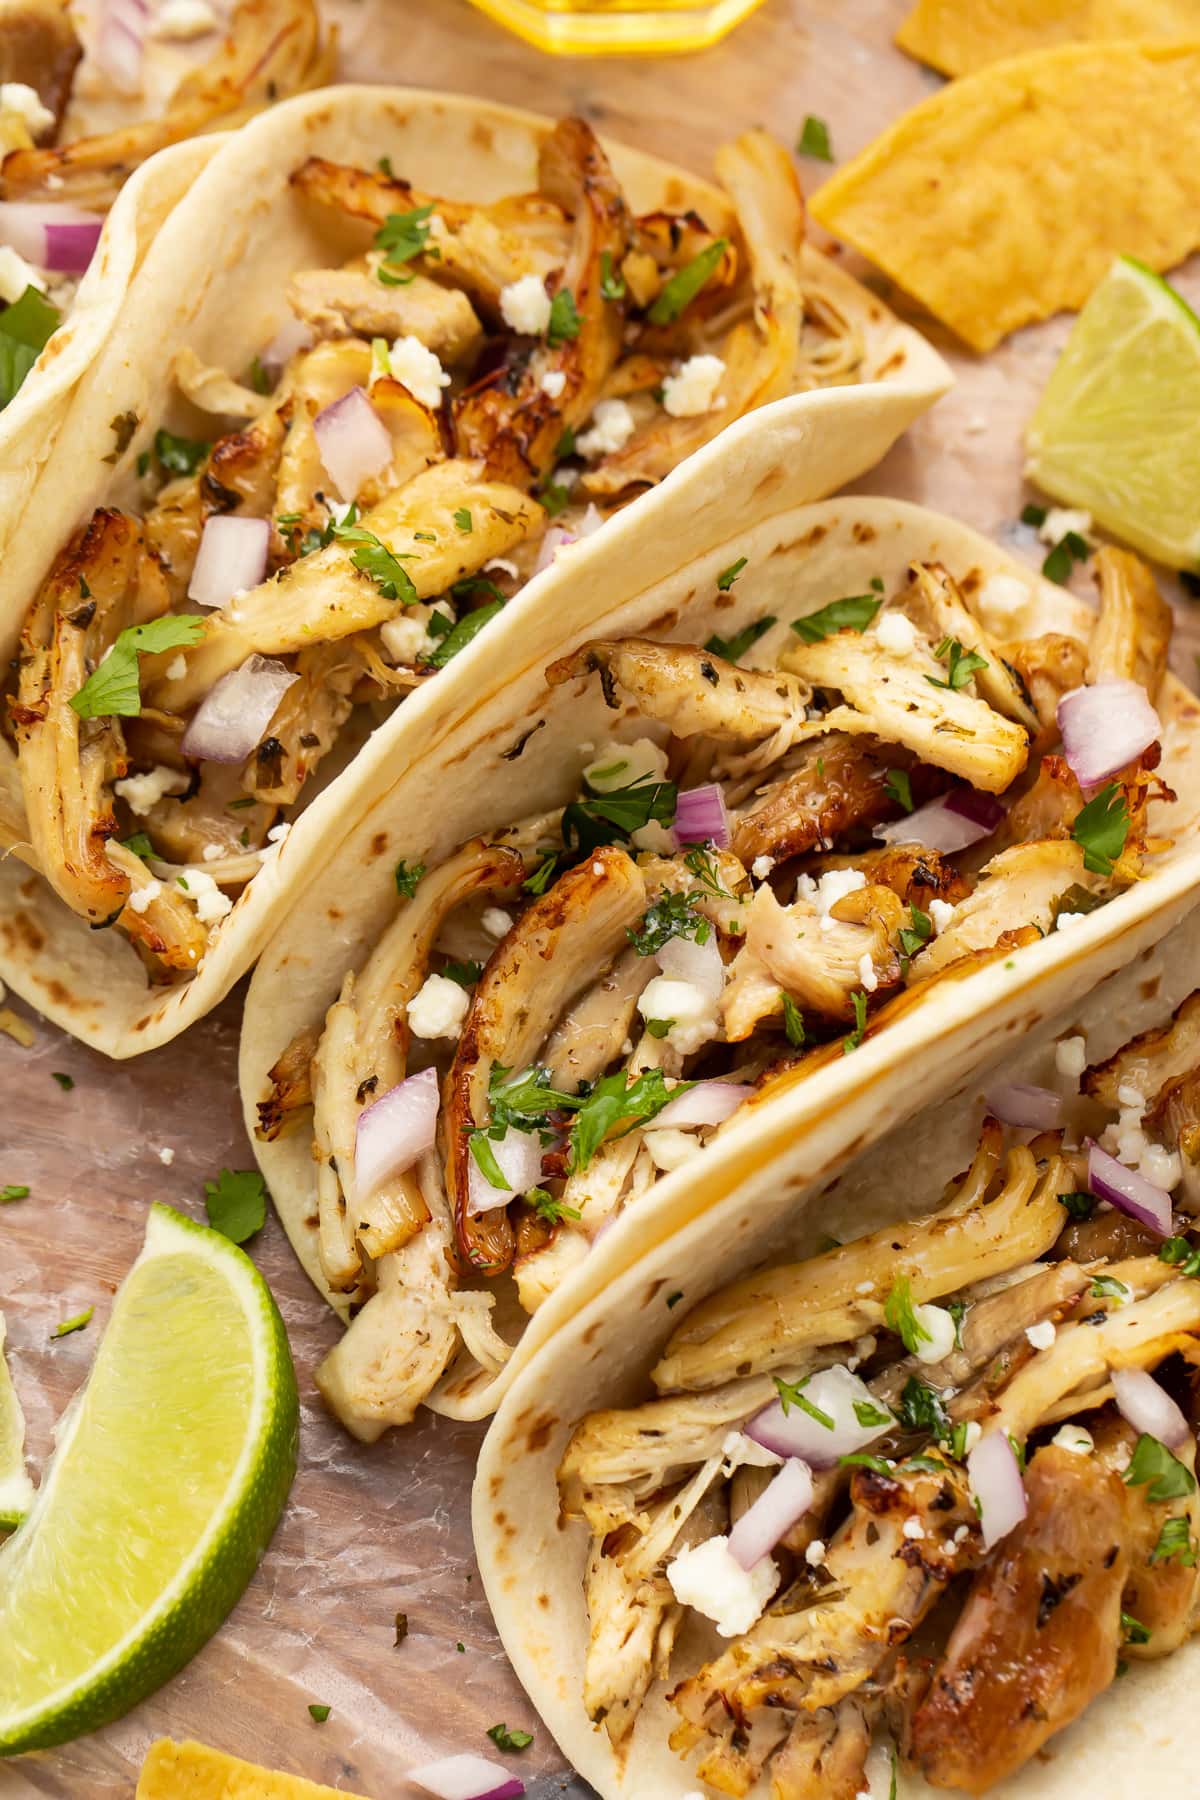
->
[465,0,766,56]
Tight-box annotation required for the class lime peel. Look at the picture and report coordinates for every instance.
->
[0,1312,34,1532]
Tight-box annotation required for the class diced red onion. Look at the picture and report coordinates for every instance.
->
[1086,1138,1172,1238]
[187,515,269,610]
[968,1430,1027,1551]
[534,526,575,574]
[181,654,299,764]
[874,787,1006,853]
[746,1365,892,1468]
[353,1067,439,1203]
[407,1754,525,1800]
[467,1126,544,1215]
[261,314,312,374]
[673,783,730,848]
[728,1457,814,1570]
[95,0,148,92]
[657,1080,753,1129]
[657,929,724,1006]
[1058,681,1160,789]
[984,1082,1063,1131]
[313,386,392,501]
[1111,1365,1189,1450]
[0,204,103,273]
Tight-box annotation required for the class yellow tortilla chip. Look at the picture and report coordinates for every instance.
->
[809,40,1200,352]
[897,0,1200,76]
[136,1738,376,1800]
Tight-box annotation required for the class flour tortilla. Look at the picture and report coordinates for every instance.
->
[239,493,1200,1425]
[0,84,948,1056]
[473,899,1200,1800]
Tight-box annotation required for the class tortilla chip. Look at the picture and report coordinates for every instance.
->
[136,1738,375,1800]
[896,0,1200,76]
[810,40,1200,351]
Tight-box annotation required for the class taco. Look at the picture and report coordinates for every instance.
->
[474,902,1200,1799]
[239,485,1200,1447]
[0,85,947,1054]
[0,0,329,524]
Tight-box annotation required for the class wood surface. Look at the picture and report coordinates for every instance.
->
[4,0,1200,1793]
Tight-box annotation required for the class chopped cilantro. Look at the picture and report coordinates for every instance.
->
[546,288,580,347]
[562,775,677,856]
[946,1298,966,1348]
[796,114,833,160]
[705,614,775,663]
[0,285,60,410]
[898,1375,953,1445]
[1061,1191,1096,1221]
[628,890,711,957]
[249,355,271,396]
[70,615,207,720]
[682,846,733,897]
[898,902,932,961]
[838,1452,894,1475]
[555,425,576,461]
[1150,1514,1198,1566]
[526,1186,581,1224]
[454,507,473,533]
[1072,782,1130,876]
[469,1131,512,1192]
[537,478,571,518]
[488,1066,580,1133]
[422,601,503,669]
[120,833,156,861]
[599,250,626,301]
[307,1703,331,1723]
[791,593,882,643]
[853,1397,893,1428]
[1051,882,1103,925]
[373,204,435,280]
[884,1276,931,1355]
[774,1374,835,1430]
[154,427,209,476]
[523,851,559,896]
[1,1185,29,1203]
[378,155,395,178]
[1159,1235,1200,1276]
[394,859,425,899]
[645,1018,673,1038]
[52,1308,93,1339]
[442,958,483,987]
[1121,1612,1151,1645]
[842,988,868,1054]
[647,239,729,325]
[1123,1433,1197,1503]
[889,1746,899,1800]
[51,1072,74,1092]
[203,1168,268,1245]
[1090,1273,1131,1301]
[568,1068,683,1173]
[926,636,988,692]
[487,1723,533,1752]
[884,768,913,813]
[666,1290,684,1308]
[1042,530,1091,585]
[329,520,417,603]
[1020,502,1047,528]
[782,993,806,1048]
[716,556,747,593]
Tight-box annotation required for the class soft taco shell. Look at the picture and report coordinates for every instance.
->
[239,488,1200,1425]
[0,85,948,1056]
[473,898,1200,1800]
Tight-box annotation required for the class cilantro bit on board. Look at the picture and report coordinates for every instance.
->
[307,1703,331,1723]
[487,1723,533,1753]
[796,114,834,161]
[1,1185,29,1203]
[203,1169,268,1245]
[52,1308,93,1339]
[51,1072,74,1092]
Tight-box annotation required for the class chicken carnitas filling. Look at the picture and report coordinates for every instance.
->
[255,544,1176,1442]
[2,116,866,988]
[558,987,1200,1797]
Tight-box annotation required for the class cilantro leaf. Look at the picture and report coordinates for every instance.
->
[1020,502,1047,528]
[1042,530,1091,584]
[526,1186,581,1224]
[487,1064,581,1133]
[394,859,425,898]
[599,251,625,301]
[628,890,711,957]
[1072,782,1130,876]
[70,615,207,720]
[838,1451,895,1475]
[523,851,559,896]
[487,1723,533,1752]
[884,1276,931,1355]
[884,768,913,813]
[0,285,60,410]
[373,204,435,280]
[926,636,989,692]
[705,614,775,663]
[1121,1612,1151,1645]
[454,507,473,533]
[1,1185,30,1203]
[469,1131,512,1192]
[1061,1190,1096,1220]
[203,1168,268,1245]
[308,1703,331,1723]
[898,1375,952,1443]
[442,958,482,987]
[546,288,580,347]
[52,1307,93,1339]
[51,1072,74,1092]
[774,1374,835,1429]
[562,776,678,855]
[568,1068,684,1173]
[853,1397,893,1428]
[329,521,417,603]
[154,427,210,476]
[898,902,932,961]
[647,239,729,326]
[421,600,503,669]
[797,114,833,160]
[782,993,805,1047]
[1124,1433,1198,1503]
[842,988,868,1054]
[120,832,155,861]
[791,593,883,643]
[1150,1514,1198,1566]
[716,556,747,593]
[682,847,733,898]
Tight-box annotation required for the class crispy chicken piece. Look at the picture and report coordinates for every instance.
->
[1,0,331,207]
[454,118,633,487]
[256,1023,319,1140]
[0,0,80,137]
[1092,1414,1200,1658]
[542,947,656,1088]
[769,1700,873,1800]
[729,738,934,868]
[12,509,168,924]
[105,838,211,973]
[582,131,804,497]
[653,1139,1066,1392]
[721,881,903,1036]
[443,846,647,1277]
[549,637,808,746]
[906,1445,1128,1795]
[781,625,1030,794]
[171,347,271,421]
[997,633,1088,749]
[909,841,1101,982]
[1085,990,1200,1107]
[1145,1072,1200,1213]
[810,844,969,909]
[287,265,484,362]
[902,564,1039,733]
[145,462,542,713]
[1088,545,1172,701]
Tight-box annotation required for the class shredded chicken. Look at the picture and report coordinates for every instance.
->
[547,638,809,745]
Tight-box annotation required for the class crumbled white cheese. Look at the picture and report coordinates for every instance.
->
[1052,1423,1094,1456]
[266,823,290,845]
[804,1538,826,1566]
[1142,1141,1183,1191]
[0,82,54,137]
[484,558,519,579]
[855,1279,875,1295]
[380,611,430,665]
[1038,506,1092,547]
[499,273,552,337]
[1055,1034,1087,1080]
[1101,1091,1183,1192]
[406,972,470,1040]
[1025,1319,1056,1351]
[389,334,451,410]
[637,975,718,1056]
[539,368,566,399]
[164,654,188,681]
[1055,910,1089,932]
[158,1146,175,1165]
[976,572,1031,635]
[114,765,189,816]
[153,0,219,38]
[662,353,725,418]
[911,1302,957,1365]
[584,737,668,794]
[857,951,878,994]
[953,1523,971,1544]
[481,906,513,940]
[577,398,636,460]
[751,854,776,881]
[126,880,162,915]
[962,1421,982,1455]
[644,1127,704,1173]
[1117,1082,1143,1108]
[0,245,46,304]
[928,898,956,934]
[875,610,918,656]
[201,844,223,862]
[176,869,233,924]
[902,1516,926,1540]
[667,1534,777,1636]
[965,414,988,436]
[796,867,867,919]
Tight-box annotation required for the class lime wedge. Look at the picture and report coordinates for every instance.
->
[0,1205,298,1754]
[1026,255,1200,569]
[0,1313,34,1532]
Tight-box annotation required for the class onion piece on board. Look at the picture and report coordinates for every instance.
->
[407,1754,525,1800]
